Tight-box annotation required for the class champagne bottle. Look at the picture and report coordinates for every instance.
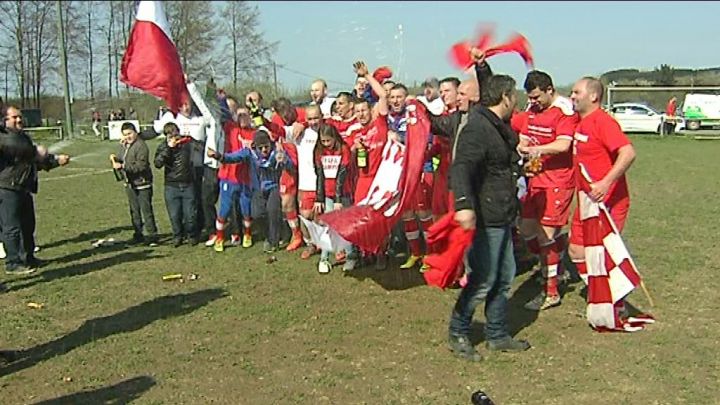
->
[249,100,264,128]
[356,145,368,169]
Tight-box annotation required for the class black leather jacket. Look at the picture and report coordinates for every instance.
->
[154,137,194,185]
[0,128,58,193]
[451,106,521,227]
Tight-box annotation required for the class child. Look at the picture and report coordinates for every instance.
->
[154,122,197,247]
[111,122,159,246]
[313,124,355,273]
[209,130,292,252]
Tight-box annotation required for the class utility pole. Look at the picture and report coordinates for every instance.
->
[56,1,74,139]
[272,62,278,97]
[4,63,7,102]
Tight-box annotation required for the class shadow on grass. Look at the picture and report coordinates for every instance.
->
[31,375,156,405]
[343,257,427,291]
[0,288,227,377]
[8,250,163,292]
[466,274,544,346]
[40,225,134,249]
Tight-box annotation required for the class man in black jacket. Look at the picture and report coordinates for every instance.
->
[155,122,197,247]
[447,74,530,362]
[0,106,70,274]
[112,122,158,245]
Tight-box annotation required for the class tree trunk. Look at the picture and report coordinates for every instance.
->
[107,3,114,99]
[87,2,94,100]
[15,1,26,107]
[232,11,237,93]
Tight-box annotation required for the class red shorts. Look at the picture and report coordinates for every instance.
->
[298,190,316,211]
[279,172,297,196]
[521,187,574,227]
[569,196,629,246]
[410,172,434,212]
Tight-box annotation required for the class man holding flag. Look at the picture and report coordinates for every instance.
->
[569,77,653,332]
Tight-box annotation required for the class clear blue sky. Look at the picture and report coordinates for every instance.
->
[253,1,720,93]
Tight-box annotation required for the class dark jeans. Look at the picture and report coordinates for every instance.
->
[449,225,516,342]
[125,186,158,240]
[164,183,196,240]
[0,188,35,269]
[257,189,282,245]
[201,167,219,236]
[193,166,205,234]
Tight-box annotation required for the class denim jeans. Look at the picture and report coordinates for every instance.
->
[0,188,35,269]
[257,189,282,245]
[201,167,219,236]
[448,225,516,342]
[164,183,196,240]
[126,186,158,240]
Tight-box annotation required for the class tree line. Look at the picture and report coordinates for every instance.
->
[0,1,277,109]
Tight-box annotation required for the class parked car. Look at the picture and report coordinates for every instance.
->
[609,103,682,134]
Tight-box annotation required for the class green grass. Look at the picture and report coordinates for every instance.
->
[0,135,719,404]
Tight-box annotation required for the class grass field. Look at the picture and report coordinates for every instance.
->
[1,135,719,404]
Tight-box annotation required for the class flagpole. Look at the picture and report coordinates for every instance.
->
[578,164,655,307]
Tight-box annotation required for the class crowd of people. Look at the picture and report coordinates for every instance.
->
[1,48,637,363]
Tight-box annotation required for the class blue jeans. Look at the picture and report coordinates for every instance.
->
[0,189,36,269]
[448,225,516,342]
[164,184,196,240]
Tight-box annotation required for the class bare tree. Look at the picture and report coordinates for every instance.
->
[0,1,28,106]
[223,1,278,93]
[165,1,218,78]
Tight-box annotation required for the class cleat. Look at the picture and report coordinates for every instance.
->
[213,238,224,252]
[400,255,422,270]
[242,234,253,248]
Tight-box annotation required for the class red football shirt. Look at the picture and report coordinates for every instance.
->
[520,96,579,189]
[219,125,254,184]
[346,115,389,178]
[327,115,358,141]
[573,108,631,201]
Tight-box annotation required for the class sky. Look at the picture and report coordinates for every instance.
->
[253,1,720,94]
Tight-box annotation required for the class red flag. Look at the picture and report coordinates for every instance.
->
[578,164,654,332]
[319,101,430,254]
[422,211,474,289]
[120,1,187,113]
[448,31,534,70]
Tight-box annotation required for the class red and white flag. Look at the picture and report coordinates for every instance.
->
[120,1,187,113]
[578,164,654,332]
[317,101,430,254]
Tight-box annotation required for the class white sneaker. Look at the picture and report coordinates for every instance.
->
[204,234,217,247]
[34,246,40,253]
[0,243,5,259]
[318,260,331,274]
[342,259,357,272]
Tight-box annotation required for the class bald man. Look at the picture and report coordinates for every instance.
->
[568,77,636,303]
[309,79,335,118]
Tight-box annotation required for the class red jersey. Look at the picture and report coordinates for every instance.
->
[520,96,579,189]
[327,115,358,142]
[573,108,631,201]
[510,110,529,134]
[219,125,254,184]
[315,146,351,199]
[346,115,389,178]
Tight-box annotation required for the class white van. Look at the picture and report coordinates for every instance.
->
[682,93,720,130]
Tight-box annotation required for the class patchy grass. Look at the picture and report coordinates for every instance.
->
[0,135,718,404]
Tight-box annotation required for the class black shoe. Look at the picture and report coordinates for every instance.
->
[486,337,531,352]
[448,335,483,362]
[25,257,46,269]
[131,235,145,245]
[146,236,159,247]
[173,239,183,248]
[188,237,200,246]
[0,350,17,365]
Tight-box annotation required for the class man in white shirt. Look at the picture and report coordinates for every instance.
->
[310,79,335,118]
[416,77,446,115]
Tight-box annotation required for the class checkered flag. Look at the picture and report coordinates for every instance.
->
[578,164,655,332]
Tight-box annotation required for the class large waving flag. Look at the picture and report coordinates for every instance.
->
[578,164,654,332]
[313,101,431,254]
[120,1,187,113]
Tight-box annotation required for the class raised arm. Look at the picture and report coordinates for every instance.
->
[354,61,388,117]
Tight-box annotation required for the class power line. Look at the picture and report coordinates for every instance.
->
[276,65,354,88]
